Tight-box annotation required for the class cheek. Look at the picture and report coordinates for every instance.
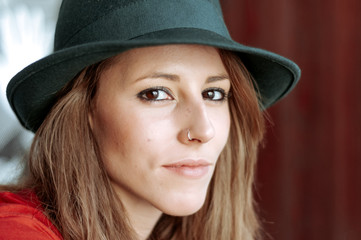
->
[212,107,231,149]
[91,104,174,166]
[91,108,150,186]
[92,112,126,156]
[90,98,138,165]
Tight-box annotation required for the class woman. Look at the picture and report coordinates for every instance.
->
[0,0,300,239]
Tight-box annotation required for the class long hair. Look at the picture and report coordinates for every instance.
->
[3,49,265,239]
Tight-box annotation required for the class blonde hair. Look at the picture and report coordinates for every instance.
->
[4,49,265,239]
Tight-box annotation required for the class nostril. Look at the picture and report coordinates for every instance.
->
[187,129,202,143]
[181,102,215,143]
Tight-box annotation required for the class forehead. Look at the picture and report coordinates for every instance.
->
[103,44,227,80]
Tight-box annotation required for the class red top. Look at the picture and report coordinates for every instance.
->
[0,190,62,240]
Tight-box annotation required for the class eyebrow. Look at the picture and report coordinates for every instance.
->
[135,72,230,83]
[207,74,230,83]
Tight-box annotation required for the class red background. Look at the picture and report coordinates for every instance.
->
[221,0,361,239]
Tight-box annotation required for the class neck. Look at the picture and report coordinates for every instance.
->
[112,184,162,240]
[129,207,162,240]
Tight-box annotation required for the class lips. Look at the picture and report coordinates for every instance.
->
[162,160,212,178]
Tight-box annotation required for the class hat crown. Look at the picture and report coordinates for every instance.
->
[7,0,300,132]
[54,0,229,51]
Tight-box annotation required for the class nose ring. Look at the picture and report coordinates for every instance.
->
[187,129,193,141]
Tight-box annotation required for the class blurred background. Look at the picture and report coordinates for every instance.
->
[0,0,360,239]
[0,0,61,183]
[222,0,361,239]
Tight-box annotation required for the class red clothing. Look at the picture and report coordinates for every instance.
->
[0,190,62,240]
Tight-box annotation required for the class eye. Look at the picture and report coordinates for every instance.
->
[137,87,174,101]
[202,88,227,101]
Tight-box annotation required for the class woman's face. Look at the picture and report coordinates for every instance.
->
[89,45,231,216]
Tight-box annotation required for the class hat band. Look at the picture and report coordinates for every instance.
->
[56,0,231,50]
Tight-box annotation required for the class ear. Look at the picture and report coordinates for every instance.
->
[88,90,99,132]
[88,111,94,130]
[88,101,95,130]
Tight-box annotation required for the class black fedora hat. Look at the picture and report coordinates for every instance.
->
[7,0,300,132]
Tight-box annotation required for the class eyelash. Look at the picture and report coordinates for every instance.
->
[202,87,229,102]
[137,87,173,102]
[137,87,229,102]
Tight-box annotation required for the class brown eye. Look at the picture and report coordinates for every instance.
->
[202,88,226,101]
[145,90,159,100]
[138,87,173,101]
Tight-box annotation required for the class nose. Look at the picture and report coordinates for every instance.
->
[182,102,215,144]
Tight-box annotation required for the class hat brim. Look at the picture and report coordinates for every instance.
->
[7,28,300,132]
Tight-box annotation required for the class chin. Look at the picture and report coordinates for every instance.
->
[158,193,208,217]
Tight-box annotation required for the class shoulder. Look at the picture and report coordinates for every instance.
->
[0,190,62,240]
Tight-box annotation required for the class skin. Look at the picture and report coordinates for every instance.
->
[89,44,231,239]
